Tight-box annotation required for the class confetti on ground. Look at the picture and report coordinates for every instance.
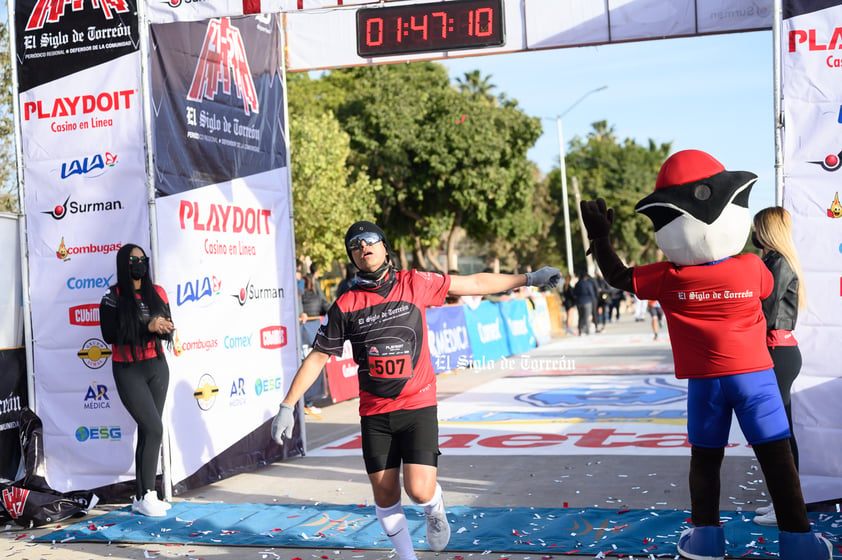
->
[27,502,842,557]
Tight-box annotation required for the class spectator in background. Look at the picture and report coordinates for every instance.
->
[300,275,330,323]
[334,262,356,300]
[561,274,576,335]
[648,299,664,340]
[572,271,597,336]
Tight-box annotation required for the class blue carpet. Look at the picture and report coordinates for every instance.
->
[36,503,841,557]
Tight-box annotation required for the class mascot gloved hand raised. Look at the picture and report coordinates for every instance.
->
[580,150,832,560]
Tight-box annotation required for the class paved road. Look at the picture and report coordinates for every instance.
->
[2,316,828,559]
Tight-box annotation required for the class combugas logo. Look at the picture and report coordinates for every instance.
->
[77,338,112,369]
[26,0,131,30]
[44,194,122,220]
[828,193,842,219]
[187,17,259,116]
[56,237,122,260]
[194,373,219,411]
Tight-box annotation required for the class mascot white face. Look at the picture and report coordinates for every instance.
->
[635,150,757,266]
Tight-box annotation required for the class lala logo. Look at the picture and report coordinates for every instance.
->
[187,17,259,116]
[58,152,118,179]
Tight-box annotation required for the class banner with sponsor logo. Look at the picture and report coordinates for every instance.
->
[0,349,27,482]
[0,214,23,349]
[14,0,149,492]
[780,0,842,504]
[461,300,510,366]
[498,298,536,356]
[154,172,297,486]
[427,305,472,374]
[149,14,286,195]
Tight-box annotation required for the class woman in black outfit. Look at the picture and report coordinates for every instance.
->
[99,244,175,517]
[751,207,806,527]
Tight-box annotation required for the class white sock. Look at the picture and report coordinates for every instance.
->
[376,500,417,560]
[416,483,444,516]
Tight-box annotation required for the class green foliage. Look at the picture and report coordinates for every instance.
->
[312,63,544,271]
[0,21,19,211]
[288,109,379,268]
[562,121,672,269]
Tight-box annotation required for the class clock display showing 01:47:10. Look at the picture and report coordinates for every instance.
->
[356,0,505,57]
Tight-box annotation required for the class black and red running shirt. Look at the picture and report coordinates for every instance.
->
[313,269,450,416]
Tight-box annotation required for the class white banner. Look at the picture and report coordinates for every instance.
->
[22,53,150,492]
[154,170,299,485]
[0,214,23,349]
[781,1,842,504]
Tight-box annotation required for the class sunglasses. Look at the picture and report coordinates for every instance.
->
[347,231,383,251]
[129,256,148,264]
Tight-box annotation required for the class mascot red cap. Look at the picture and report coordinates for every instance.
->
[635,149,757,266]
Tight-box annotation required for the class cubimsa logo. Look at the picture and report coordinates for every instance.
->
[260,326,287,349]
[26,0,131,30]
[187,17,259,116]
[69,303,100,326]
[56,237,121,261]
[77,338,112,369]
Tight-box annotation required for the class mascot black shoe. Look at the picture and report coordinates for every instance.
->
[580,150,832,560]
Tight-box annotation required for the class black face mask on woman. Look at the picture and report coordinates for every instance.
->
[130,261,148,280]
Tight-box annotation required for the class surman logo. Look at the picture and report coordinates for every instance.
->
[26,0,131,31]
[187,18,259,116]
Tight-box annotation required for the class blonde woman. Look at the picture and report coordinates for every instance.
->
[751,207,807,527]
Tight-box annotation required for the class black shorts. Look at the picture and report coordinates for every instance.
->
[360,406,440,474]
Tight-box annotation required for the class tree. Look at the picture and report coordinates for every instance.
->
[562,120,672,270]
[320,63,543,271]
[455,70,496,103]
[287,106,380,269]
[0,21,19,213]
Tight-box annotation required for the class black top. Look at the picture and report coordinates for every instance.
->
[761,250,799,332]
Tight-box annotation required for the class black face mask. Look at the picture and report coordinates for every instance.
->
[751,232,764,250]
[129,261,148,280]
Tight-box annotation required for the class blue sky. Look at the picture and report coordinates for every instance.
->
[440,30,777,216]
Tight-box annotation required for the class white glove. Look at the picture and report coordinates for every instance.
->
[525,266,561,289]
[271,403,295,444]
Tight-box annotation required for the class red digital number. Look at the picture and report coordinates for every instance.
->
[474,8,493,37]
[366,17,384,47]
[432,11,447,39]
[410,14,428,40]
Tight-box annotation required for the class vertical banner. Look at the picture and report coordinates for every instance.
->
[781,0,842,503]
[155,173,299,487]
[15,0,150,491]
[149,14,287,195]
[148,13,297,489]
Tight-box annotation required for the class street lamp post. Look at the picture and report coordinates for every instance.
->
[545,85,607,276]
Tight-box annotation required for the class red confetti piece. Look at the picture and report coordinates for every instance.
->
[455,556,464,559]
[14,534,27,540]
[271,528,284,532]
[562,502,568,508]
[617,509,630,514]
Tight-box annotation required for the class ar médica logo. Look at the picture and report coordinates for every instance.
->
[187,17,259,116]
[26,0,131,31]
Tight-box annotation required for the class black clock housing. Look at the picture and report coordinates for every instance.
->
[356,0,505,58]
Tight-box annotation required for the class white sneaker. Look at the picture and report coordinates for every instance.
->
[754,504,773,515]
[753,507,777,526]
[131,491,168,517]
[148,491,173,511]
[425,499,451,552]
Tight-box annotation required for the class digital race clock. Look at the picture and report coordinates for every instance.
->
[356,0,505,58]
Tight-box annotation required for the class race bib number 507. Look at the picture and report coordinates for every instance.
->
[367,342,412,379]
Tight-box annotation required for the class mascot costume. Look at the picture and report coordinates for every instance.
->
[580,150,831,560]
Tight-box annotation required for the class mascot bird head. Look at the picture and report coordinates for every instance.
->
[635,150,757,266]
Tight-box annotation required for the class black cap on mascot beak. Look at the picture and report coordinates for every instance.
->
[345,221,394,267]
[634,150,757,266]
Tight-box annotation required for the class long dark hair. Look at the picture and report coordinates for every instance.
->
[114,244,173,360]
